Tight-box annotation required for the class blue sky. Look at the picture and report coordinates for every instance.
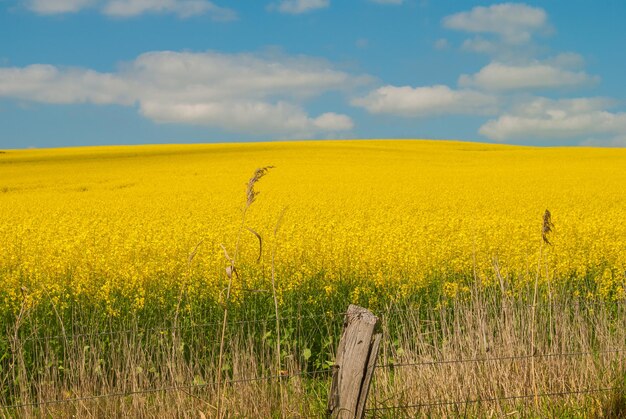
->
[1,0,625,148]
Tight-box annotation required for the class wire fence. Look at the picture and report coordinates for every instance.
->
[13,298,618,344]
[366,350,624,415]
[1,368,334,410]
[2,304,624,413]
[364,387,617,414]
[2,346,621,411]
[1,310,344,411]
[16,309,349,344]
[377,348,624,369]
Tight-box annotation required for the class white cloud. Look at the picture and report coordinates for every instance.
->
[272,0,329,14]
[369,0,403,4]
[356,38,369,49]
[140,100,352,135]
[459,61,598,91]
[434,38,450,50]
[479,97,626,143]
[129,50,362,100]
[0,64,134,104]
[312,112,353,130]
[581,136,626,147]
[0,51,358,137]
[443,3,548,45]
[103,0,236,18]
[461,37,499,54]
[352,84,498,117]
[23,0,236,18]
[545,52,585,70]
[26,0,94,14]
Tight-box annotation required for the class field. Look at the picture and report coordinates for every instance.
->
[1,140,625,416]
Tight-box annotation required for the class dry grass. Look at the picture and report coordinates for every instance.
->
[216,166,274,418]
[1,320,325,418]
[1,283,624,418]
[370,288,625,417]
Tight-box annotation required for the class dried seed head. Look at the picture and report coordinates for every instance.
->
[246,166,274,207]
[542,209,554,245]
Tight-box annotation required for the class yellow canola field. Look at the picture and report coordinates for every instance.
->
[1,140,625,313]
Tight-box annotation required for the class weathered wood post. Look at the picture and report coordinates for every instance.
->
[327,304,382,419]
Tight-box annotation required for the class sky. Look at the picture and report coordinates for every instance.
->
[1,0,625,149]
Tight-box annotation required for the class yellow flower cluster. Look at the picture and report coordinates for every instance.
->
[1,140,625,313]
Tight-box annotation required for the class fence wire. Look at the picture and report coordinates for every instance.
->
[377,349,624,369]
[0,368,334,410]
[15,310,349,344]
[13,298,618,344]
[365,387,617,413]
[2,303,623,412]
[2,348,622,411]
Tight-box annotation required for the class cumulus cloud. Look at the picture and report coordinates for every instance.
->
[461,37,499,55]
[0,51,358,137]
[441,5,615,145]
[0,64,134,104]
[352,85,498,117]
[369,0,403,4]
[479,97,626,144]
[271,0,329,14]
[26,0,94,14]
[459,61,598,91]
[443,3,549,45]
[103,0,236,18]
[24,0,236,18]
[581,136,626,147]
[312,112,354,130]
[434,38,450,50]
[355,38,369,49]
[140,100,352,135]
[545,52,586,70]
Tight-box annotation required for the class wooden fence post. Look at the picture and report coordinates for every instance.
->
[327,304,382,419]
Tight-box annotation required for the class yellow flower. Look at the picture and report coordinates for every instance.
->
[0,140,624,313]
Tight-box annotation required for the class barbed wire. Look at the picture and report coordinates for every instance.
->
[376,349,624,369]
[4,303,624,412]
[0,368,334,410]
[3,348,622,410]
[365,387,617,413]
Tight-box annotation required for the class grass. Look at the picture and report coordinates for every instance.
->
[1,281,624,417]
